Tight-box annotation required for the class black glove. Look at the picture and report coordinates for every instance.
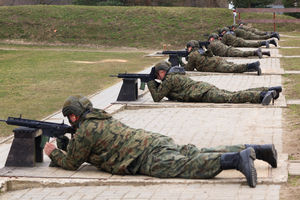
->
[56,136,69,151]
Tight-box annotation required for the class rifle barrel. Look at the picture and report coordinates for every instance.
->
[0,119,7,122]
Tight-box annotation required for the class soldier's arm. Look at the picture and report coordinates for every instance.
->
[147,78,172,102]
[184,53,197,71]
[49,127,93,170]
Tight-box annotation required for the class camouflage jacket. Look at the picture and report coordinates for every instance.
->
[147,74,213,102]
[234,28,258,40]
[221,33,239,46]
[207,40,232,57]
[49,109,170,174]
[183,50,223,72]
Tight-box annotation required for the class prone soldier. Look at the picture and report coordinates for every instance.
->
[238,22,279,37]
[44,95,278,188]
[206,33,270,58]
[230,25,280,40]
[147,61,282,105]
[182,40,262,75]
[219,27,277,48]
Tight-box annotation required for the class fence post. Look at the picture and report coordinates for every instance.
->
[273,12,276,32]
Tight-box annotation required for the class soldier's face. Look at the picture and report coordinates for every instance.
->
[187,46,192,53]
[68,114,79,127]
[157,70,166,80]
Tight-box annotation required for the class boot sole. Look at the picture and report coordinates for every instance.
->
[257,66,262,76]
[245,148,257,188]
[262,91,276,105]
[270,144,278,168]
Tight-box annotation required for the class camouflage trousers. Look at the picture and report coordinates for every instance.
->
[243,34,270,40]
[201,87,269,103]
[224,47,255,57]
[196,58,248,73]
[138,139,246,179]
[231,39,262,48]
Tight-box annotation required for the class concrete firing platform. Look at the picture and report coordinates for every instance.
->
[0,184,281,200]
[114,74,286,108]
[0,106,288,187]
[0,44,287,199]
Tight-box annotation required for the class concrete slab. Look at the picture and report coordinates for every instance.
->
[0,183,281,200]
[114,74,286,108]
[287,99,300,105]
[288,160,300,175]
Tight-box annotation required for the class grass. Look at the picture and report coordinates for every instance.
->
[0,48,162,136]
[280,48,300,56]
[1,5,300,49]
[283,74,300,99]
[280,40,300,47]
[281,58,300,70]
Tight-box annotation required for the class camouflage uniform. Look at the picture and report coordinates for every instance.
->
[234,28,270,40]
[239,25,267,36]
[49,108,247,179]
[207,39,256,57]
[147,73,268,103]
[183,50,248,73]
[222,33,263,48]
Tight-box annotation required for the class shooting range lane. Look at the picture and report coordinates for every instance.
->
[0,45,287,192]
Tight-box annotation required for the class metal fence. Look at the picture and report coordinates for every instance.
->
[236,8,300,31]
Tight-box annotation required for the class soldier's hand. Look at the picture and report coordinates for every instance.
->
[44,142,56,156]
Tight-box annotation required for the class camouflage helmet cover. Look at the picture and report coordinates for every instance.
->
[221,27,230,33]
[62,95,93,117]
[208,33,219,40]
[154,61,171,73]
[186,40,200,49]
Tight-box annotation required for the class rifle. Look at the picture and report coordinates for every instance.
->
[157,50,189,67]
[0,116,76,148]
[199,41,210,49]
[110,67,155,90]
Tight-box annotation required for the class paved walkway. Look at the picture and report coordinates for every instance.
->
[0,45,289,199]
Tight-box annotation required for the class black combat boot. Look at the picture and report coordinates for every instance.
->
[271,33,280,40]
[260,90,276,105]
[220,148,257,188]
[268,86,282,99]
[245,144,277,168]
[262,51,271,57]
[260,41,270,48]
[247,61,261,75]
[254,48,262,59]
[269,39,277,47]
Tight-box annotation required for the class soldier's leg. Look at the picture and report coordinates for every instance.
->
[138,143,223,179]
[200,144,245,153]
[213,60,248,73]
[249,34,270,40]
[201,86,262,104]
[226,48,254,57]
[138,143,257,187]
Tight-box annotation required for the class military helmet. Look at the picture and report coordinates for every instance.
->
[186,40,200,49]
[154,61,171,73]
[62,95,93,117]
[221,27,230,33]
[208,33,219,40]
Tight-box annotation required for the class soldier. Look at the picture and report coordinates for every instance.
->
[147,61,282,105]
[231,25,280,40]
[44,95,278,188]
[238,22,279,37]
[219,27,277,48]
[206,33,270,58]
[182,40,262,75]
